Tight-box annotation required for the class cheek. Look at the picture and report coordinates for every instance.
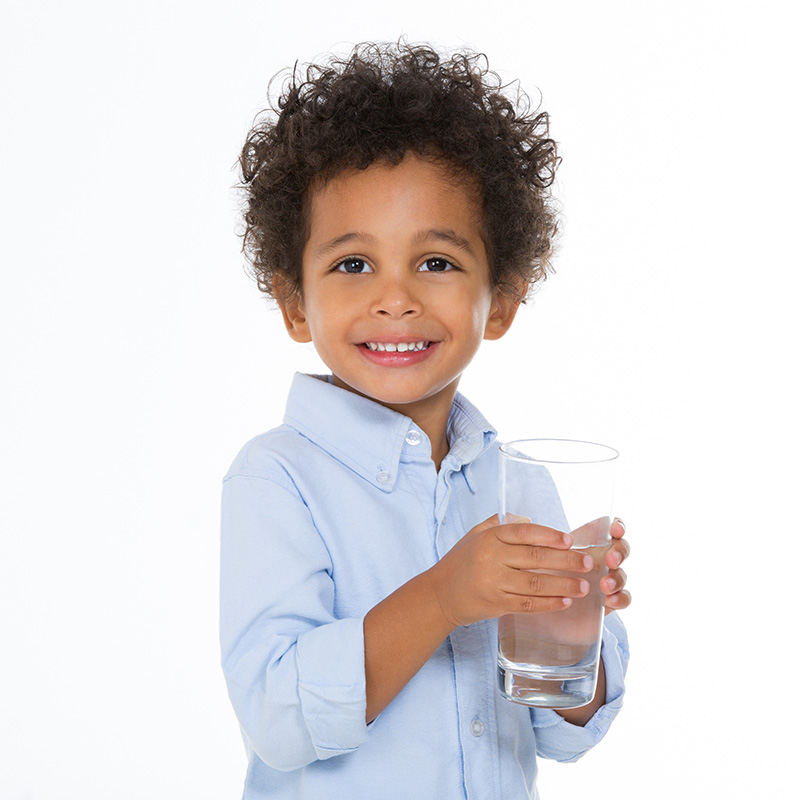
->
[466,292,495,335]
[303,294,350,342]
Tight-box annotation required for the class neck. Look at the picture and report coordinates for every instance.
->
[382,386,459,472]
[397,401,452,472]
[331,376,459,472]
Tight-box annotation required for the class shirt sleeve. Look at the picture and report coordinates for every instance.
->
[220,471,370,772]
[529,612,629,763]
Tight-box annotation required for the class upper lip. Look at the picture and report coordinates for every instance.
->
[358,334,437,344]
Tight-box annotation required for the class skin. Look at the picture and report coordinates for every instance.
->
[278,153,631,727]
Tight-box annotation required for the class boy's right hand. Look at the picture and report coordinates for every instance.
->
[426,515,594,630]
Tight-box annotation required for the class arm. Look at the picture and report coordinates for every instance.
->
[553,650,608,727]
[364,515,596,722]
[220,474,370,770]
[363,571,452,723]
[532,612,629,761]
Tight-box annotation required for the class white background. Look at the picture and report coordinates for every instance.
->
[2,1,796,797]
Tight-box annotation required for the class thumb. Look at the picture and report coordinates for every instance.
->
[500,513,532,525]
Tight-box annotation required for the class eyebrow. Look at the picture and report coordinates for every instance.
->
[313,232,376,259]
[415,228,477,257]
[312,228,478,259]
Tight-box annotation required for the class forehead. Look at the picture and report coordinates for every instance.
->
[305,154,485,244]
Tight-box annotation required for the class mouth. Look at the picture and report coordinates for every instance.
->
[363,341,431,353]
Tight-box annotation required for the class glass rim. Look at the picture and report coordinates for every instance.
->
[499,438,620,465]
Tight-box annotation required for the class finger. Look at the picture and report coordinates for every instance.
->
[607,538,631,569]
[611,518,627,539]
[472,514,501,533]
[508,594,577,614]
[502,513,531,525]
[604,589,631,614]
[600,568,627,595]
[496,522,573,549]
[504,568,590,600]
[506,545,594,574]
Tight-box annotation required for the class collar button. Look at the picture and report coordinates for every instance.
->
[405,430,422,445]
[377,471,391,484]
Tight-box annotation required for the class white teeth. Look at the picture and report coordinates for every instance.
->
[366,341,429,352]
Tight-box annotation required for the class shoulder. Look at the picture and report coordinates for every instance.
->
[223,424,322,489]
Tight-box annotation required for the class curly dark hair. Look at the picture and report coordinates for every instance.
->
[238,41,560,300]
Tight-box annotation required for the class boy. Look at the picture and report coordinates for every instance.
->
[221,41,630,799]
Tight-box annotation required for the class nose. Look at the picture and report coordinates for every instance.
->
[370,272,422,319]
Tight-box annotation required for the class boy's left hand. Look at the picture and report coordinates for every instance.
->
[600,518,631,614]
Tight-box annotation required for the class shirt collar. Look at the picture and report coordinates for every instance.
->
[282,373,496,492]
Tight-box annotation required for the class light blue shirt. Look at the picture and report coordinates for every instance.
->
[220,373,628,799]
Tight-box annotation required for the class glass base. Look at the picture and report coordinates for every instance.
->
[497,663,598,708]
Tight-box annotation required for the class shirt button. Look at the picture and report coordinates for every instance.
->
[377,471,391,484]
[470,719,485,737]
[405,430,422,445]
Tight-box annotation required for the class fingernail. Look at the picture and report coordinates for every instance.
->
[610,552,622,568]
[616,518,626,533]
[583,555,594,569]
[579,580,590,594]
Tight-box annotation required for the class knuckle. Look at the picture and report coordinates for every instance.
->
[526,545,543,566]
[527,572,544,594]
[514,523,533,543]
[520,596,535,612]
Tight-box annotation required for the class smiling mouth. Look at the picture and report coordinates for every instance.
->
[363,341,431,353]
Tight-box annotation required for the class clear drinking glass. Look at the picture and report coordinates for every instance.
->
[497,438,619,708]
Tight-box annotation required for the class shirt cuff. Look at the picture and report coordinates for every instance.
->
[296,616,370,760]
[530,612,629,763]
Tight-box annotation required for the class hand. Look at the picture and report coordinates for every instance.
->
[600,517,631,614]
[426,515,595,630]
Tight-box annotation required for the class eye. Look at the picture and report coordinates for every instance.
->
[334,258,373,274]
[419,257,456,273]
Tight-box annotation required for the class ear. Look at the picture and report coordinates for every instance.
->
[274,275,312,343]
[483,284,524,341]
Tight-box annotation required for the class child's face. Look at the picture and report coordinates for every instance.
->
[278,153,520,418]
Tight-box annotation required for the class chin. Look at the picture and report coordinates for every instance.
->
[360,384,453,409]
[358,388,421,406]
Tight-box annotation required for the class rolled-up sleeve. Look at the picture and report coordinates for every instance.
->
[530,612,629,763]
[220,471,369,771]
